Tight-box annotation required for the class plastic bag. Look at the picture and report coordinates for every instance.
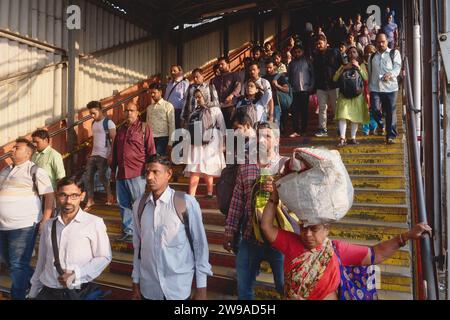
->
[275,147,353,225]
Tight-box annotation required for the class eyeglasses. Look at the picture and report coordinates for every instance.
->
[57,193,82,200]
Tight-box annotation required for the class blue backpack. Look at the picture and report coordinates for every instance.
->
[333,242,378,300]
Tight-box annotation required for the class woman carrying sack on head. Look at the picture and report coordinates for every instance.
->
[333,46,370,147]
[260,177,432,300]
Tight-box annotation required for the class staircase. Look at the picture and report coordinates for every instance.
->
[0,95,413,301]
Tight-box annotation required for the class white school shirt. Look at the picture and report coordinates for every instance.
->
[131,186,212,300]
[28,209,112,298]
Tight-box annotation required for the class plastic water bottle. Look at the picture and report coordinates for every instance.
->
[255,168,272,209]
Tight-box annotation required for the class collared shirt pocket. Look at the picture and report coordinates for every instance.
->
[162,222,186,248]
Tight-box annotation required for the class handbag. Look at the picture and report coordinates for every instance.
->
[332,242,378,300]
[275,73,293,112]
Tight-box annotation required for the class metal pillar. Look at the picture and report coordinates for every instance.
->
[67,1,80,176]
[177,24,184,67]
[161,21,171,84]
[422,0,441,299]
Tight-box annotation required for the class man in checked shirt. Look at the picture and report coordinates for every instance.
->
[223,122,285,300]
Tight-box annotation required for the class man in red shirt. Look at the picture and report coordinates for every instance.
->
[111,102,156,241]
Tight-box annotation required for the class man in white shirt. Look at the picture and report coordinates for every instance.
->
[244,61,274,122]
[0,138,54,299]
[131,155,212,300]
[85,101,117,209]
[368,32,402,144]
[146,83,176,157]
[29,176,112,299]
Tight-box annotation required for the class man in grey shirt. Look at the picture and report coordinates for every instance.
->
[288,45,315,137]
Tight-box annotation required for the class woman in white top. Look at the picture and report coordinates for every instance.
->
[235,80,265,125]
[184,89,226,197]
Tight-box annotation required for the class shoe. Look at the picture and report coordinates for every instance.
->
[348,139,359,145]
[314,129,328,137]
[289,132,301,138]
[205,194,215,199]
[376,128,386,136]
[337,138,346,147]
[386,138,395,145]
[117,233,133,241]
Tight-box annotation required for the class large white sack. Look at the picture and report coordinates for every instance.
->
[275,147,354,225]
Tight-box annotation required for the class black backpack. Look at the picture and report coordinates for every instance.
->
[216,164,239,216]
[338,68,364,99]
[187,107,215,146]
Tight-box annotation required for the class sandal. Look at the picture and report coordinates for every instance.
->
[337,138,346,147]
[348,139,359,145]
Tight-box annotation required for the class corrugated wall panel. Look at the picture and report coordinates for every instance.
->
[183,31,221,73]
[229,20,252,52]
[264,17,276,43]
[77,39,160,109]
[282,11,290,31]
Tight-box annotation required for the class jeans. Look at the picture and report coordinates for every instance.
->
[116,176,146,235]
[154,137,169,156]
[291,92,310,134]
[0,224,38,300]
[317,89,338,130]
[370,91,398,139]
[86,156,111,199]
[236,239,284,300]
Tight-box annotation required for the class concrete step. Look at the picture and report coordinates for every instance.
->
[345,164,405,176]
[350,175,405,189]
[353,188,406,205]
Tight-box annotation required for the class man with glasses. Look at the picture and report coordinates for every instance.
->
[28,176,111,300]
[0,138,54,299]
[223,122,285,300]
[111,101,156,241]
[131,155,212,300]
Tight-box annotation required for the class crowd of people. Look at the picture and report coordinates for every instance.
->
[0,8,431,301]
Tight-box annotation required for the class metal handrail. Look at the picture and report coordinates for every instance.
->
[0,85,152,163]
[403,55,439,300]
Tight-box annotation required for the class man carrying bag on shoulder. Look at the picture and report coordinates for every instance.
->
[28,177,112,300]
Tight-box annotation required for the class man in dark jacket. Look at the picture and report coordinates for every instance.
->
[312,35,344,137]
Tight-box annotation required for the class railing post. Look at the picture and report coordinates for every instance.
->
[67,0,81,176]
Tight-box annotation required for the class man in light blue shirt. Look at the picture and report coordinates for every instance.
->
[164,65,190,130]
[131,155,212,300]
[368,32,402,144]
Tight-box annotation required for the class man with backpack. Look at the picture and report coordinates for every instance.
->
[111,101,156,241]
[131,155,212,300]
[28,176,112,300]
[368,33,402,144]
[146,83,175,157]
[312,35,344,137]
[223,122,285,300]
[287,45,314,137]
[0,138,54,299]
[85,101,117,210]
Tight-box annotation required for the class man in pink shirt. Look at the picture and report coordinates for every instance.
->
[111,102,156,241]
